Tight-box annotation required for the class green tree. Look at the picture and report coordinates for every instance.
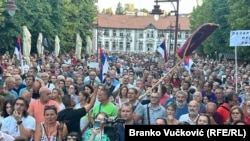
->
[105,8,113,15]
[0,0,97,54]
[190,0,232,56]
[227,0,250,60]
[115,2,124,15]
[124,3,135,13]
[0,0,4,24]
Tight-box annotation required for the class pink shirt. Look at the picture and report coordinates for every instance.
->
[28,99,60,125]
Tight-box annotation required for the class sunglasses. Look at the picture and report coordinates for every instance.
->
[67,136,78,140]
[44,105,56,110]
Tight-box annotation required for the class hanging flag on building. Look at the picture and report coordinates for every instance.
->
[99,47,109,82]
[157,40,168,63]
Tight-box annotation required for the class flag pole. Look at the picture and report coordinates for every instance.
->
[139,59,182,99]
[235,46,238,93]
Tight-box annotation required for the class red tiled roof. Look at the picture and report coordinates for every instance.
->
[97,14,190,30]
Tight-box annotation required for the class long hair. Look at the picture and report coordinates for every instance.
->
[1,99,14,118]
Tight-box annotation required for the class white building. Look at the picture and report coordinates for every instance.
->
[92,14,191,55]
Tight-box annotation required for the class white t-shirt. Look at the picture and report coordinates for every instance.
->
[1,115,36,139]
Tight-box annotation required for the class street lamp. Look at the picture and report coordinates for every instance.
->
[5,0,18,16]
[150,1,163,21]
[151,0,179,65]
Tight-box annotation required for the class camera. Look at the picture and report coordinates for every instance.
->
[104,117,125,141]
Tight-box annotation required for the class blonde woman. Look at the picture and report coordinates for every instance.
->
[51,88,65,111]
[225,105,245,125]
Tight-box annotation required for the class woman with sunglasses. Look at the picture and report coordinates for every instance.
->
[34,105,68,141]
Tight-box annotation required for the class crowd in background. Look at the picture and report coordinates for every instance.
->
[0,51,249,141]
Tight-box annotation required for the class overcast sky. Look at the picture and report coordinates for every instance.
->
[97,0,199,14]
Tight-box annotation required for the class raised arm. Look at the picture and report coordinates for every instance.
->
[84,85,97,112]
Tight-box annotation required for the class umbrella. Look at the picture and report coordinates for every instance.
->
[36,33,43,57]
[22,26,31,58]
[86,36,92,54]
[55,35,60,57]
[42,35,53,52]
[75,33,82,59]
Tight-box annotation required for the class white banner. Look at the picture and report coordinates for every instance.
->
[230,30,250,46]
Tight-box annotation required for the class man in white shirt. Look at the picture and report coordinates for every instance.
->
[179,100,200,125]
[1,97,36,140]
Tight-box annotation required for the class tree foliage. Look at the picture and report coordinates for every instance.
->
[124,3,135,13]
[190,0,233,57]
[105,8,114,15]
[115,2,124,15]
[0,0,98,55]
[227,0,250,60]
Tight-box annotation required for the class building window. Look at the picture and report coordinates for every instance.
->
[178,32,181,38]
[139,33,143,38]
[113,30,116,37]
[177,44,180,48]
[120,32,124,37]
[185,31,189,38]
[139,42,143,51]
[104,29,109,37]
[105,41,109,49]
[112,41,116,50]
[98,41,102,48]
[158,31,164,38]
[126,42,131,51]
[119,42,123,50]
[146,43,153,52]
[126,32,131,37]
[151,31,154,38]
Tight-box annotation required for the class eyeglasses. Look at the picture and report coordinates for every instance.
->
[231,112,240,115]
[44,105,56,110]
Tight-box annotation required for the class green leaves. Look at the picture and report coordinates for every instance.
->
[0,0,97,55]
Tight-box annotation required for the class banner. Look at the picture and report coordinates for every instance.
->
[230,30,250,46]
[176,23,219,60]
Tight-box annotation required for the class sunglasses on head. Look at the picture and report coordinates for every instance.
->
[67,136,78,140]
[44,105,56,110]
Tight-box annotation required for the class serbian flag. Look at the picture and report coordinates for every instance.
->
[183,56,194,74]
[14,37,24,73]
[157,40,168,63]
[99,47,109,82]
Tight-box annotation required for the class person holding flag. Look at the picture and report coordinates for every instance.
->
[14,37,24,74]
[99,47,109,83]
[183,56,194,74]
[157,40,169,70]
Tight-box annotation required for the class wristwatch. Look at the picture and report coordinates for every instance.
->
[17,121,22,125]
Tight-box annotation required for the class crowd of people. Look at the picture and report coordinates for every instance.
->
[0,51,249,141]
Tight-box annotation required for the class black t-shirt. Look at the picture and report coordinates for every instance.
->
[57,108,86,137]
